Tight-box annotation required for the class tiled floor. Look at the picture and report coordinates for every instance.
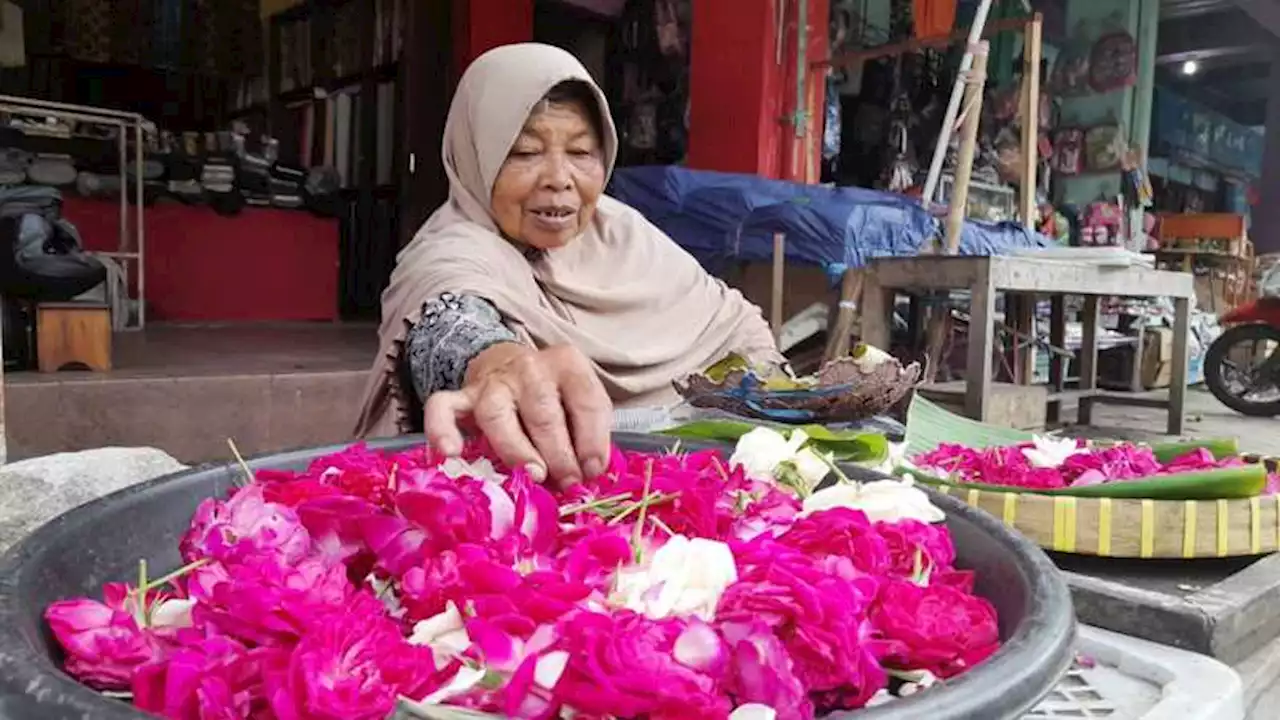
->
[4,323,380,463]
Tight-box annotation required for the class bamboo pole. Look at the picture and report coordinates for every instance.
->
[1018,14,1043,230]
[924,44,990,383]
[823,268,864,362]
[919,0,996,208]
[943,44,989,253]
[771,233,787,340]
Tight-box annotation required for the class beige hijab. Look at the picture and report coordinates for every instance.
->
[354,43,778,438]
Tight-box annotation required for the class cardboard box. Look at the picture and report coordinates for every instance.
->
[1141,327,1174,389]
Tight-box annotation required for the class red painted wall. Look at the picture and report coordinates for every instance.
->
[452,0,535,84]
[63,197,340,322]
[687,0,828,182]
[687,0,783,178]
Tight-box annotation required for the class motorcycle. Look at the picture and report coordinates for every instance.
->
[1204,294,1280,417]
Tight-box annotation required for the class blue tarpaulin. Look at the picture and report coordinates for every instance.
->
[607,166,1050,280]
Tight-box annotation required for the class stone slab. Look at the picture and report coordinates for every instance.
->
[0,447,186,554]
[1053,551,1280,666]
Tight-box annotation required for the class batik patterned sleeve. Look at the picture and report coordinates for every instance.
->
[403,292,520,400]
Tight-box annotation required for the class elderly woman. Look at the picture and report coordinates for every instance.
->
[356,43,779,485]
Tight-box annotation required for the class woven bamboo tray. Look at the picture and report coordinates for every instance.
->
[934,454,1280,559]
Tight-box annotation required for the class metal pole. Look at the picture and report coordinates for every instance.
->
[135,121,146,330]
[919,0,996,209]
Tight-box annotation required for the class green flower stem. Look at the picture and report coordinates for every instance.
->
[631,460,655,562]
[558,492,633,517]
[227,438,254,487]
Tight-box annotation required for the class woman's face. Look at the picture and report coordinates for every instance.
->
[490,99,606,250]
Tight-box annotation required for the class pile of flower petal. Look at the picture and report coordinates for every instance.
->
[46,441,1000,720]
[914,437,1245,491]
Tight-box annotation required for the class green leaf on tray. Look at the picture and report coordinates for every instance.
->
[903,395,1263,500]
[658,419,758,443]
[657,421,889,463]
[799,425,891,464]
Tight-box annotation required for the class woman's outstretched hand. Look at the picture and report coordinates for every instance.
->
[423,343,613,487]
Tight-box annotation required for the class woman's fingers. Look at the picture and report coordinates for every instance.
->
[470,380,548,482]
[547,347,613,478]
[422,390,474,457]
[514,361,583,484]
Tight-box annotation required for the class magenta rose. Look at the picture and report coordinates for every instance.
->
[718,621,813,720]
[395,475,496,554]
[179,485,312,566]
[189,557,354,646]
[777,507,890,575]
[551,611,732,719]
[871,578,1001,678]
[45,584,166,690]
[717,546,886,702]
[875,519,956,580]
[132,628,263,720]
[264,604,439,720]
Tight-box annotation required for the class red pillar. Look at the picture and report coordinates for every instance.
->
[452,0,535,82]
[687,0,828,182]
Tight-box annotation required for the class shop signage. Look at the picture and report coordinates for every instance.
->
[1152,88,1263,178]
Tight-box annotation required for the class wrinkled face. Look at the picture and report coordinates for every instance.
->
[490,99,606,250]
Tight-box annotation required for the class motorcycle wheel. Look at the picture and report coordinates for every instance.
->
[1204,323,1280,417]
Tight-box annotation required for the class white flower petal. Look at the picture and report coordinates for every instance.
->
[673,622,723,670]
[730,704,778,720]
[414,665,487,705]
[408,602,472,669]
[149,598,195,629]
[534,650,570,689]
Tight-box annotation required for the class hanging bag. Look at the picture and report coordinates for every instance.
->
[1050,24,1092,97]
[1089,25,1137,93]
[1052,127,1085,175]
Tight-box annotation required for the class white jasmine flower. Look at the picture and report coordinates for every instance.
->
[611,535,738,620]
[730,427,831,493]
[802,475,945,524]
[1021,435,1084,468]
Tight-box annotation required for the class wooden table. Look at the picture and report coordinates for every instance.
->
[860,255,1197,435]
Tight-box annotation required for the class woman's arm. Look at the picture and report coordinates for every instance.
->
[403,292,521,400]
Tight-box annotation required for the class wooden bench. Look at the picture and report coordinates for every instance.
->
[36,302,112,372]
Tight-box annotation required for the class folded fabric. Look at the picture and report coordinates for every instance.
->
[124,159,166,181]
[27,153,77,186]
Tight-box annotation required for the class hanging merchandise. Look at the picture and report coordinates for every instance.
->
[1049,24,1092,97]
[990,84,1021,123]
[993,126,1022,185]
[655,0,684,58]
[912,0,958,40]
[1089,20,1138,94]
[1084,122,1124,172]
[823,73,842,163]
[1120,146,1153,209]
[881,94,917,192]
[1081,201,1123,246]
[1052,127,1084,176]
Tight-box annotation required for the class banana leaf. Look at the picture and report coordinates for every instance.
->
[658,420,890,463]
[904,395,1031,456]
[903,395,1262,500]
